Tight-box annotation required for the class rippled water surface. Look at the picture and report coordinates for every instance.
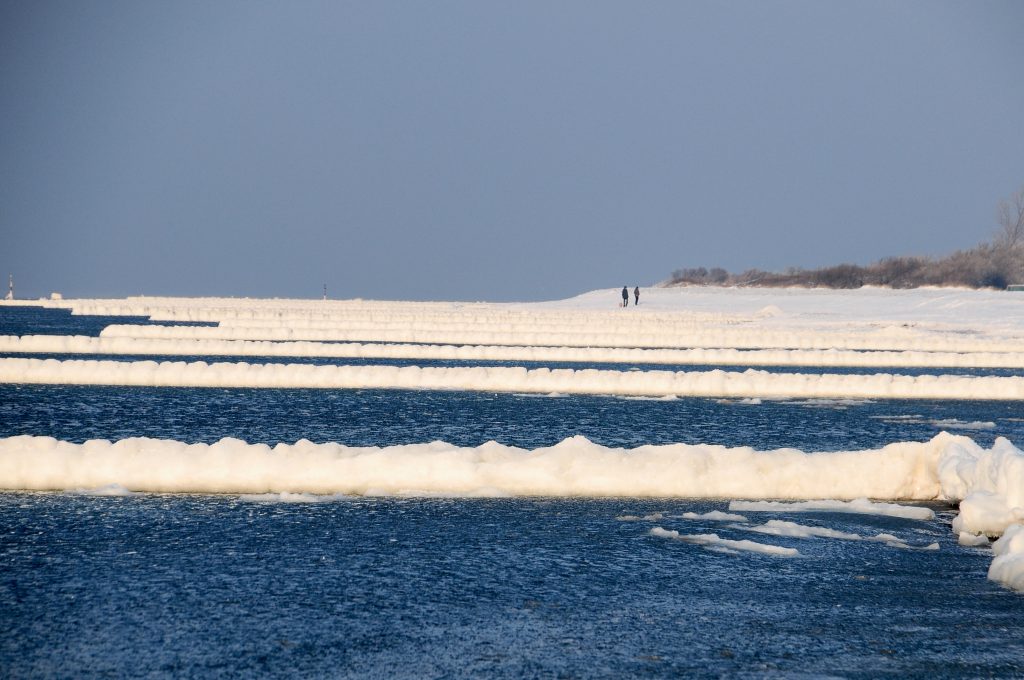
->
[3,493,1023,679]
[2,384,1024,452]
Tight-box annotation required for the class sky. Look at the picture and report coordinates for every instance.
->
[2,1,1023,302]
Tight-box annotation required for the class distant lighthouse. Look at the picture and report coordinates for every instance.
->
[4,274,12,300]
[323,283,327,301]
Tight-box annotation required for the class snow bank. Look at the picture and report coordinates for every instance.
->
[10,284,1017,320]
[5,335,1024,369]
[9,288,1024,356]
[2,357,1024,400]
[24,288,1020,351]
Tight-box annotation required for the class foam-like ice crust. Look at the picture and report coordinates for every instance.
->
[3,335,1024,369]
[238,492,348,503]
[0,433,955,499]
[96,323,1024,354]
[740,520,937,549]
[678,511,748,522]
[1,432,1018,524]
[743,520,865,540]
[649,527,800,556]
[2,357,1023,400]
[729,498,936,520]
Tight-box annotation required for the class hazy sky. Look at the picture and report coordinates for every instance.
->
[3,1,1023,301]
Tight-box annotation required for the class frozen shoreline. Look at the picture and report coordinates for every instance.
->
[5,286,1024,353]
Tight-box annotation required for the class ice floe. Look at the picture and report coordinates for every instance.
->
[649,527,800,557]
[729,498,936,520]
[989,525,1024,591]
[738,520,939,550]
[677,511,749,522]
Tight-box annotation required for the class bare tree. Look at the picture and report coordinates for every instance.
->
[996,185,1024,250]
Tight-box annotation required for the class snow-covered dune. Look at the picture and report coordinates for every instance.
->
[2,357,1024,399]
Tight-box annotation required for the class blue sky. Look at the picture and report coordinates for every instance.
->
[3,1,1023,301]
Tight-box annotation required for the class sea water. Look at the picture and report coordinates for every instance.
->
[1,308,1023,678]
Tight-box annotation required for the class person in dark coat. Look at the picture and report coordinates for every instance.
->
[633,286,640,306]
[621,286,629,307]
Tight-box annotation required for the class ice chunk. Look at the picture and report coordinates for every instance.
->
[650,527,799,557]
[989,524,1024,591]
[729,498,935,520]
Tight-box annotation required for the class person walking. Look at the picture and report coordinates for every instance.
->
[621,286,629,307]
[633,286,640,306]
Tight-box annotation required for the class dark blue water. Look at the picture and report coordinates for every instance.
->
[0,305,216,337]
[1,384,1022,451]
[2,493,1021,679]
[1,308,1023,678]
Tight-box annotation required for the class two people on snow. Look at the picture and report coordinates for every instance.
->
[621,286,639,307]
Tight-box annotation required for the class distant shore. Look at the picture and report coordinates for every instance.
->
[667,248,1022,290]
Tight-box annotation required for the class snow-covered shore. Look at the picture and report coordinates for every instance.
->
[5,285,1024,353]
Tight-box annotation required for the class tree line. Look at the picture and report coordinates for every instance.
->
[667,186,1024,290]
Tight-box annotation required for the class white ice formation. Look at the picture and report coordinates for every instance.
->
[4,334,1024,369]
[728,498,936,520]
[677,511,749,522]
[738,520,939,550]
[93,323,1024,354]
[0,433,958,499]
[0,431,1021,590]
[2,357,1023,400]
[990,525,1024,590]
[649,528,801,557]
